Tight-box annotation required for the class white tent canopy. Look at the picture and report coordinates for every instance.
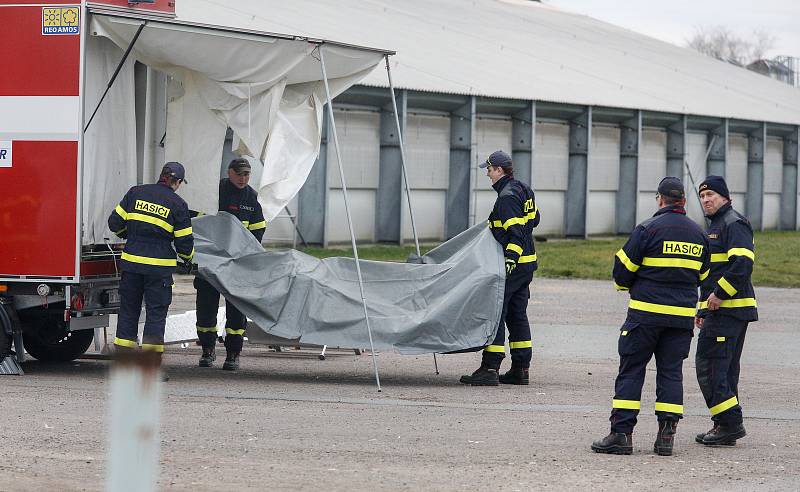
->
[82,12,389,244]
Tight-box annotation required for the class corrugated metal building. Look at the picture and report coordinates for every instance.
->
[181,0,800,244]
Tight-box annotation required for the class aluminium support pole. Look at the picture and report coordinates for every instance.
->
[386,56,438,373]
[318,46,381,391]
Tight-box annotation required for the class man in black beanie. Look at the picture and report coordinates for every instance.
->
[694,175,757,446]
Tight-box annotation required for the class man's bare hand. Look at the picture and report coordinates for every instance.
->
[695,316,704,328]
[706,293,722,311]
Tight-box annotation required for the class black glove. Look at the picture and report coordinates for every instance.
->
[176,258,194,275]
[505,258,516,276]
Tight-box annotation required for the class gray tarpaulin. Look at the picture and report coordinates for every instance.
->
[192,213,505,354]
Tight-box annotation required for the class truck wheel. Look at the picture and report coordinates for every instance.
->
[20,311,94,362]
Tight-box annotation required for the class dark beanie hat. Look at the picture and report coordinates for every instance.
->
[699,175,730,200]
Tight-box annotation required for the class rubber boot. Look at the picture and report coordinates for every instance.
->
[223,351,240,371]
[459,365,499,386]
[700,422,746,446]
[653,420,677,456]
[199,346,216,368]
[591,432,633,455]
[499,367,529,385]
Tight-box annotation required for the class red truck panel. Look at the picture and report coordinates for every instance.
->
[0,3,81,279]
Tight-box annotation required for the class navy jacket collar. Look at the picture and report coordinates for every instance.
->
[492,174,513,193]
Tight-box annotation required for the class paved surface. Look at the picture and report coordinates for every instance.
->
[1,277,799,491]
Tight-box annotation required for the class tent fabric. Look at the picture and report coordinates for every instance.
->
[86,14,385,236]
[192,213,505,354]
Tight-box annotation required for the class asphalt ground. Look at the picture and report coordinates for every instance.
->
[1,277,798,491]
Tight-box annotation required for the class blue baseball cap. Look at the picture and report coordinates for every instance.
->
[161,161,187,183]
[479,150,512,169]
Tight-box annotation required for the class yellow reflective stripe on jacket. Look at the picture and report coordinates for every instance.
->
[728,248,754,261]
[141,343,164,353]
[490,220,502,228]
[518,254,537,263]
[716,336,726,342]
[699,269,710,281]
[506,243,523,255]
[641,257,703,270]
[697,298,757,310]
[710,253,729,263]
[629,300,695,317]
[492,211,537,230]
[225,328,245,336]
[484,344,505,353]
[196,326,218,333]
[174,226,192,238]
[509,340,532,349]
[126,212,174,233]
[178,248,195,260]
[709,396,738,415]
[248,220,267,231]
[121,252,177,267]
[115,204,128,220]
[615,249,640,272]
[614,282,629,292]
[114,337,137,348]
[717,277,738,296]
[612,399,640,410]
[114,227,127,236]
[654,402,684,414]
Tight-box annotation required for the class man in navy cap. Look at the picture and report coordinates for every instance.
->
[694,175,757,446]
[592,177,709,456]
[459,150,540,386]
[108,162,194,372]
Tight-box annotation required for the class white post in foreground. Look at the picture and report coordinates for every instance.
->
[107,352,162,492]
[318,45,382,392]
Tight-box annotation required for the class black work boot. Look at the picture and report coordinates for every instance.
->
[199,346,216,368]
[700,422,746,446]
[222,351,240,371]
[459,365,499,386]
[591,431,633,455]
[654,420,677,456]
[499,367,529,385]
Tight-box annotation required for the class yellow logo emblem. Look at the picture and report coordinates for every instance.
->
[663,241,704,257]
[134,200,171,219]
[42,7,80,35]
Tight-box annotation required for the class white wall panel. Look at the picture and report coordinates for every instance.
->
[327,109,380,189]
[533,122,569,191]
[263,196,299,245]
[533,190,564,235]
[589,126,620,191]
[685,132,709,224]
[474,189,497,225]
[637,129,667,224]
[588,191,616,235]
[405,113,450,190]
[326,189,376,243]
[475,117,512,192]
[730,192,746,210]
[765,138,783,194]
[727,135,748,193]
[402,190,445,241]
[763,193,780,230]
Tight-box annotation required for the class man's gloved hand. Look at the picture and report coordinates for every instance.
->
[176,258,194,275]
[505,258,516,276]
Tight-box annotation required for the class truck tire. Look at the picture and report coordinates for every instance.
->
[20,310,94,362]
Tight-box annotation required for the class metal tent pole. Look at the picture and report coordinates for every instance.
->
[318,46,382,392]
[384,56,438,374]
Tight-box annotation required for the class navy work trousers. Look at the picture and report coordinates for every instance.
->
[695,313,748,426]
[116,271,173,350]
[194,276,246,353]
[610,322,692,433]
[482,269,534,370]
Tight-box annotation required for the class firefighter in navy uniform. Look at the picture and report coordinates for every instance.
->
[694,176,757,446]
[460,150,540,386]
[194,158,266,371]
[108,162,194,366]
[591,177,710,456]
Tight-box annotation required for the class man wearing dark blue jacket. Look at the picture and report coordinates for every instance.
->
[592,177,710,456]
[108,162,194,365]
[460,150,540,386]
[694,175,757,446]
[194,158,266,371]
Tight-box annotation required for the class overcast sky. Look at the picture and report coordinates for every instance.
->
[544,0,799,57]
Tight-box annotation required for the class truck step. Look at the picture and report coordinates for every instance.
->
[0,355,24,376]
